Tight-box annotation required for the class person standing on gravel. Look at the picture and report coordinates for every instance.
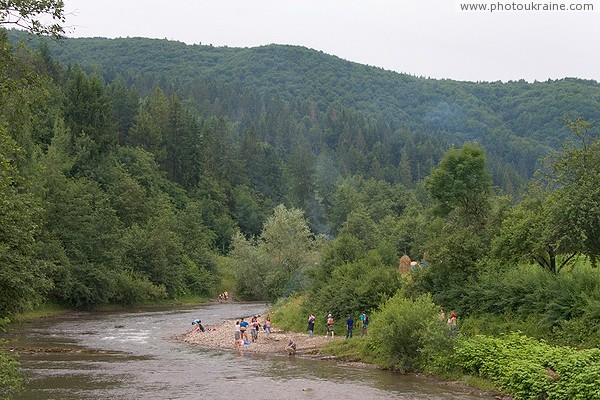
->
[346,315,354,339]
[239,318,249,342]
[359,311,369,336]
[250,315,260,342]
[307,313,316,337]
[234,320,241,346]
[326,314,334,338]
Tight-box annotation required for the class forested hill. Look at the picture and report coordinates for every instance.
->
[8,30,600,184]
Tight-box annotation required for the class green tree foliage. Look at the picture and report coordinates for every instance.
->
[231,205,319,300]
[309,255,403,328]
[328,175,410,234]
[192,175,237,253]
[493,119,600,272]
[229,232,275,300]
[15,32,600,193]
[492,190,576,274]
[231,184,269,237]
[454,262,600,342]
[0,130,48,316]
[0,0,65,37]
[0,33,52,317]
[544,118,600,264]
[412,224,489,306]
[62,69,116,171]
[106,76,139,146]
[425,142,492,226]
[260,205,317,294]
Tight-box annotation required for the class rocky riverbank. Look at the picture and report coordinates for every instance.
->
[176,319,340,356]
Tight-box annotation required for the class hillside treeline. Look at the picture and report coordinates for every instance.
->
[9,30,600,193]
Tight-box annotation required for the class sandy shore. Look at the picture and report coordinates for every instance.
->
[175,319,341,356]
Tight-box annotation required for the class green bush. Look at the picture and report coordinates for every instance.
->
[112,270,167,305]
[454,332,600,399]
[269,293,311,333]
[364,292,454,372]
[439,262,600,348]
[0,345,22,398]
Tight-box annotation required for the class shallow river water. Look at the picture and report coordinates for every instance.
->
[3,302,493,400]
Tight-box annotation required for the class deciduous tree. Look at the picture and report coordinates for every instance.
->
[0,0,65,37]
[425,143,492,227]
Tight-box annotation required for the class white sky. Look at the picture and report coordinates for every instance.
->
[62,0,600,83]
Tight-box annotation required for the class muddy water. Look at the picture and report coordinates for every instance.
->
[2,302,492,400]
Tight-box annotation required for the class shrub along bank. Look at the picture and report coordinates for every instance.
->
[455,333,600,400]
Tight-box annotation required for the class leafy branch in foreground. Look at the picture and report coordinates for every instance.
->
[0,0,65,37]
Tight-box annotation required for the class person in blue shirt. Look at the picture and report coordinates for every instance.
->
[346,315,354,339]
[239,318,249,342]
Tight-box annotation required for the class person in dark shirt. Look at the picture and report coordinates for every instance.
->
[346,315,354,339]
[307,313,315,337]
[192,319,205,332]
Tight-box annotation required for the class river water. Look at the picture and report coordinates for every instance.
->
[2,302,492,400]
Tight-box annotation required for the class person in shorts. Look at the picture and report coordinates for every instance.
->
[234,320,241,344]
[239,318,249,342]
[326,314,334,338]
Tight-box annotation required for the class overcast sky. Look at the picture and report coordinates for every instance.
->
[62,0,600,83]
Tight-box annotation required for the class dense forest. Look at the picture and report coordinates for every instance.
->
[7,29,600,196]
[2,6,600,398]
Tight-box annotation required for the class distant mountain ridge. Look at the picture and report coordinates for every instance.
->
[8,30,600,182]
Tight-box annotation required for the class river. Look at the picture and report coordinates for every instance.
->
[2,302,493,399]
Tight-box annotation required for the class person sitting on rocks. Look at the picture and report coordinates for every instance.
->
[285,339,297,355]
[192,319,205,332]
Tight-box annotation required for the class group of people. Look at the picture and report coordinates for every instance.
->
[441,308,458,333]
[305,311,369,339]
[344,311,369,339]
[234,315,271,346]
[217,291,229,302]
